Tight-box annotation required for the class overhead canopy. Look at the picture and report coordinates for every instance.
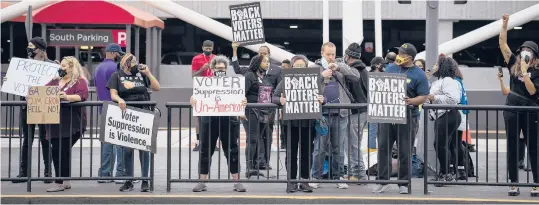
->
[1,0,164,29]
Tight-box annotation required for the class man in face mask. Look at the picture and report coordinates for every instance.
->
[95,43,126,183]
[372,43,429,194]
[191,40,217,151]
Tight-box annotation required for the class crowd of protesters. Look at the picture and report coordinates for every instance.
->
[5,13,538,197]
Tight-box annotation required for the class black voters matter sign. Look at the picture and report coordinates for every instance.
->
[99,102,159,154]
[229,2,265,46]
[368,73,408,124]
[282,68,322,120]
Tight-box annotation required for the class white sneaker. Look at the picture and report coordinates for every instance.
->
[337,177,349,189]
[372,184,391,193]
[308,183,320,189]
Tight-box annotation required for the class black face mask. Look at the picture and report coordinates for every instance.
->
[58,69,67,78]
[130,65,139,74]
[214,71,226,77]
[27,48,37,58]
[203,51,212,56]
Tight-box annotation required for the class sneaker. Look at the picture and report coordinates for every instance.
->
[399,186,409,194]
[119,181,134,192]
[431,174,455,187]
[12,174,27,184]
[192,183,207,192]
[508,186,520,196]
[299,183,314,193]
[115,179,125,184]
[141,181,150,192]
[308,182,320,189]
[233,183,247,192]
[46,183,65,192]
[530,187,538,197]
[346,176,364,185]
[43,172,53,184]
[133,180,140,183]
[336,177,349,189]
[193,144,200,152]
[286,183,298,193]
[63,181,71,189]
[372,184,390,193]
[97,176,114,183]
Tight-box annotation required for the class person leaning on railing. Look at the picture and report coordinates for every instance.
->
[498,13,539,197]
[189,55,247,193]
[43,56,89,192]
[107,53,161,192]
[425,54,467,185]
[272,55,323,193]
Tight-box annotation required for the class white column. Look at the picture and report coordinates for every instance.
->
[438,20,453,57]
[374,0,382,57]
[416,3,539,59]
[342,0,364,55]
[1,0,53,23]
[323,0,329,43]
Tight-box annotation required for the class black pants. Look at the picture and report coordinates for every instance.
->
[243,109,273,169]
[19,110,51,175]
[199,116,240,175]
[503,110,539,183]
[377,116,418,185]
[453,131,473,173]
[50,134,81,184]
[286,125,314,180]
[280,122,287,147]
[433,110,463,175]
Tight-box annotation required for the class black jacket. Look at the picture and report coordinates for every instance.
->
[232,58,282,93]
[347,60,369,114]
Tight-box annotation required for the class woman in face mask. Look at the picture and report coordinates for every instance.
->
[272,55,324,193]
[107,53,161,192]
[190,55,247,192]
[42,56,89,192]
[499,13,539,197]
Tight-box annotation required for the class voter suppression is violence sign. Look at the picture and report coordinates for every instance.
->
[192,76,246,116]
[229,2,265,46]
[99,102,159,154]
[282,68,322,120]
[1,58,59,97]
[48,29,127,47]
[368,73,407,124]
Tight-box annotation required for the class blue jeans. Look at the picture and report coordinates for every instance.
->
[98,143,125,177]
[342,113,367,178]
[368,123,378,149]
[312,115,346,180]
[122,148,150,178]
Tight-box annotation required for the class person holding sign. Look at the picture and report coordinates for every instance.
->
[426,54,466,185]
[107,53,161,192]
[272,55,323,193]
[372,43,429,194]
[190,55,247,193]
[42,56,89,192]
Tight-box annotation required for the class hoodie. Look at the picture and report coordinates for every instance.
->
[347,60,369,114]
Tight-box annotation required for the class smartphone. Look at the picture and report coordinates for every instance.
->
[496,66,503,77]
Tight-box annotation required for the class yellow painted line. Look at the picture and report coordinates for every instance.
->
[1,194,537,203]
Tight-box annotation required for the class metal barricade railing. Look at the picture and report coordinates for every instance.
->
[422,104,539,194]
[165,103,413,193]
[0,101,156,192]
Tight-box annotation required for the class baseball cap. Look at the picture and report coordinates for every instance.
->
[105,43,125,54]
[517,41,539,56]
[202,40,214,47]
[396,43,418,58]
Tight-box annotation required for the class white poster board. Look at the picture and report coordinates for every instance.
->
[192,76,245,116]
[99,102,159,154]
[1,58,59,96]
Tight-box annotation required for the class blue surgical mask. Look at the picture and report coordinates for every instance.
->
[321,58,329,69]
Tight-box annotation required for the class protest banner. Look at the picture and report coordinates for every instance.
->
[26,86,60,124]
[99,102,159,154]
[368,72,408,124]
[282,68,322,120]
[1,57,59,97]
[229,2,265,46]
[192,76,246,116]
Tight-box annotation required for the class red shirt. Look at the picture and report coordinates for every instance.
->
[191,53,215,77]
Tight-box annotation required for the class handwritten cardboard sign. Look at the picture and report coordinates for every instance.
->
[192,76,246,116]
[99,102,159,153]
[27,86,60,124]
[1,58,59,96]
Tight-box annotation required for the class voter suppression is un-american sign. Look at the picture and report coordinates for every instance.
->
[99,102,159,154]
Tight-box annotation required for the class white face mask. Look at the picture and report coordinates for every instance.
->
[521,51,533,62]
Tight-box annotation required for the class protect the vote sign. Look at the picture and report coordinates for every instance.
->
[1,58,59,96]
[282,68,322,120]
[192,76,246,116]
[99,102,159,154]
[229,2,265,46]
[368,73,407,124]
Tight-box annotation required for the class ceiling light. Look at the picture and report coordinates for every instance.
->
[514,26,522,30]
[284,42,290,45]
[289,25,298,29]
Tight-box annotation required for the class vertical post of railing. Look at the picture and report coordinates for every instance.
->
[26,124,32,192]
[166,106,172,192]
[423,108,429,195]
[407,107,412,194]
[150,105,156,191]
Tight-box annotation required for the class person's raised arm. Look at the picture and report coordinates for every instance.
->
[231,42,249,75]
[497,71,510,95]
[499,13,512,64]
[139,64,160,91]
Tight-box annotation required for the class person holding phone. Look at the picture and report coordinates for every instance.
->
[499,13,539,197]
